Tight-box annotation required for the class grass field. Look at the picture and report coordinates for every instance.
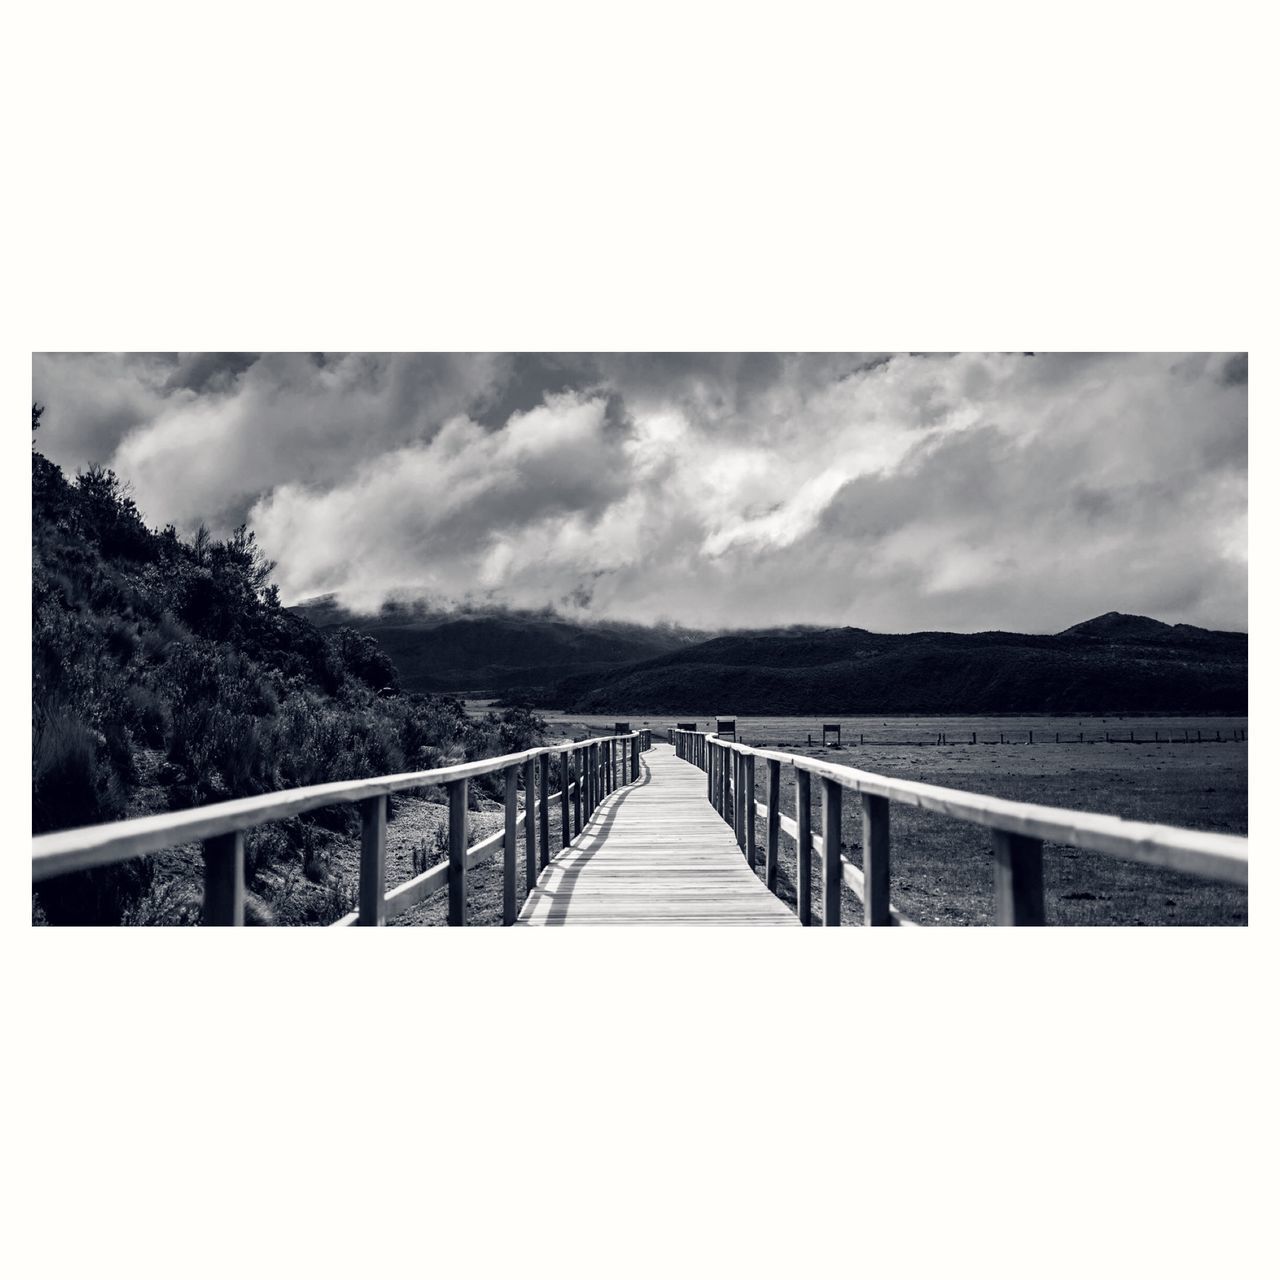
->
[508,708,1248,927]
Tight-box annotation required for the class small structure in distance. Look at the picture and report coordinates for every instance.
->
[823,723,841,748]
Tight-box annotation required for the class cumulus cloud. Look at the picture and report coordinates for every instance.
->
[31,351,1248,631]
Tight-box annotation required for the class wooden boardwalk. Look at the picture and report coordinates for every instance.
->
[518,744,798,925]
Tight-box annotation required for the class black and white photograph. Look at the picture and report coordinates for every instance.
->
[11,5,1272,1280]
[30,352,1248,927]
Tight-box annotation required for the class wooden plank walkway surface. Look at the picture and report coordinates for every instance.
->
[518,744,798,925]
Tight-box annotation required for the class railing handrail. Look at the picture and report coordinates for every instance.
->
[32,730,644,883]
[671,729,1247,887]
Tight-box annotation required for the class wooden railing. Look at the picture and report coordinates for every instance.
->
[670,729,1247,925]
[31,729,653,926]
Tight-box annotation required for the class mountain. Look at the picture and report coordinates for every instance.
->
[549,612,1246,715]
[291,597,711,695]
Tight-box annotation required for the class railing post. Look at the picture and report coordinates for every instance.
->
[202,831,244,926]
[744,753,756,869]
[539,753,550,869]
[821,777,842,926]
[560,750,570,849]
[862,794,891,926]
[357,795,387,926]
[735,752,745,849]
[765,759,780,894]
[573,748,582,835]
[992,831,1046,925]
[796,769,812,925]
[523,758,537,892]
[447,778,468,926]
[632,735,640,778]
[503,765,519,924]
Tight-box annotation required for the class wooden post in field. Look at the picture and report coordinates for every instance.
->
[447,778,468,926]
[538,754,550,869]
[523,759,537,891]
[503,766,519,924]
[796,770,812,925]
[202,831,245,926]
[560,751,570,848]
[357,795,387,926]
[862,794,890,926]
[821,778,841,926]
[992,830,1045,925]
[744,753,757,870]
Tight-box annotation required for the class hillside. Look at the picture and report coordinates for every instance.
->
[292,597,709,693]
[31,440,546,925]
[551,613,1246,715]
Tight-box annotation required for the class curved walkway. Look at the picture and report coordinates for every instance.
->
[517,744,799,925]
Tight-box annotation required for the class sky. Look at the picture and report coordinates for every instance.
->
[31,352,1248,633]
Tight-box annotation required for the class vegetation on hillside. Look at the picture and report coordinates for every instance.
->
[31,415,546,925]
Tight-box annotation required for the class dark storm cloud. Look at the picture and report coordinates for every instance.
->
[30,351,1248,631]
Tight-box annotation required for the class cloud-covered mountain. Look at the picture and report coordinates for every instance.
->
[292,597,710,694]
[551,613,1247,716]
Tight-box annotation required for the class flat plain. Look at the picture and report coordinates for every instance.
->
[494,707,1248,926]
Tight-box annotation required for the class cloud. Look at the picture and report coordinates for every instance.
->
[31,351,1248,631]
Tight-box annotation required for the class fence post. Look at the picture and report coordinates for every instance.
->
[560,751,571,849]
[357,795,387,926]
[796,769,812,926]
[539,753,550,869]
[744,753,757,869]
[862,794,890,926]
[447,778,468,926]
[821,778,842,926]
[765,759,780,893]
[501,765,519,924]
[202,831,245,926]
[992,830,1045,925]
[524,758,537,892]
[632,735,640,778]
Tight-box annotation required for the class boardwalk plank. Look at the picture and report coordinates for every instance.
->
[518,745,799,926]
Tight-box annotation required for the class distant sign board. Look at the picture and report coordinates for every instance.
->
[716,718,737,740]
[822,723,841,747]
[614,722,631,734]
[676,722,697,731]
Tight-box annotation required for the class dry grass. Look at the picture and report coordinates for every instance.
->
[745,739,1247,925]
